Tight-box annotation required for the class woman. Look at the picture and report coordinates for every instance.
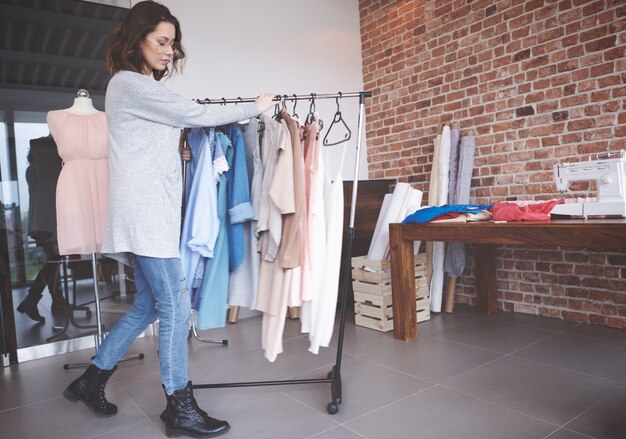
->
[63,2,274,437]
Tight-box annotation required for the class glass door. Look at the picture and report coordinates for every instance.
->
[0,111,67,361]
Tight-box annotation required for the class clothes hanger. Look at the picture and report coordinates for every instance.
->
[272,95,289,122]
[291,94,300,121]
[323,93,352,146]
[272,102,281,121]
[305,93,316,126]
[280,94,288,115]
[305,93,324,131]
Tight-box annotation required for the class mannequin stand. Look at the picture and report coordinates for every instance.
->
[47,256,97,343]
[63,253,144,369]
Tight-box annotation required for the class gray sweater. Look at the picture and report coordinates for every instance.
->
[102,71,258,259]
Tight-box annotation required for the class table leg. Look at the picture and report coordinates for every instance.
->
[474,244,498,314]
[390,224,417,340]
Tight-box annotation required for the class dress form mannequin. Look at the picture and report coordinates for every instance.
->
[65,95,99,115]
[47,89,107,255]
[45,89,110,353]
[47,89,101,133]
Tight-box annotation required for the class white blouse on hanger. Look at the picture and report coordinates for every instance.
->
[308,141,346,354]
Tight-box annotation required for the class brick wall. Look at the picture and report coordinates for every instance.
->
[359,0,626,328]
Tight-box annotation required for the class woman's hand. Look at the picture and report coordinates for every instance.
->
[255,93,277,114]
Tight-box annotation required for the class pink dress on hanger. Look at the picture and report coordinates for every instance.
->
[48,110,108,255]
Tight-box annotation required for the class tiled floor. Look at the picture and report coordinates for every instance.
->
[2,305,626,439]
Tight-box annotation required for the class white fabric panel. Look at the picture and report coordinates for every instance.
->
[309,145,346,354]
[430,125,451,312]
[404,188,424,255]
[367,182,412,261]
[368,193,392,260]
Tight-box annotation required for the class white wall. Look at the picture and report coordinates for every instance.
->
[131,0,368,180]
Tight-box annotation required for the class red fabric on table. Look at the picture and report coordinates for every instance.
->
[490,200,564,221]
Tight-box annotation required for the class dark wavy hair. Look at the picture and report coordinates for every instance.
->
[106,1,185,80]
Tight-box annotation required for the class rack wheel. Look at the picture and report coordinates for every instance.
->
[138,353,145,359]
[327,371,333,379]
[63,364,70,370]
[86,310,92,317]
[222,340,228,345]
[326,402,339,415]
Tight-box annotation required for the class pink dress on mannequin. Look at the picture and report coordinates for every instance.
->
[48,110,108,255]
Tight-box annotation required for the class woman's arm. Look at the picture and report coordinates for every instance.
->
[111,72,274,128]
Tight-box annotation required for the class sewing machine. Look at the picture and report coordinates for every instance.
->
[551,150,626,218]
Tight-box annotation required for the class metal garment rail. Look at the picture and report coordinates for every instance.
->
[190,91,372,414]
[196,91,368,105]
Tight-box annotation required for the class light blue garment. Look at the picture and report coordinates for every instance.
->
[196,133,231,329]
[192,257,206,290]
[93,256,190,394]
[229,118,263,309]
[192,137,227,303]
[225,124,254,272]
[180,129,219,299]
[212,134,228,181]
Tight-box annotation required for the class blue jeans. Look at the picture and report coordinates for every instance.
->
[92,256,190,394]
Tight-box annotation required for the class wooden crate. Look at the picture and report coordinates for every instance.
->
[352,253,430,332]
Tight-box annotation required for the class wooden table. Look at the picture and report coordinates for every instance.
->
[389,219,626,341]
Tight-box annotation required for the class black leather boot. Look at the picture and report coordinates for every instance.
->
[63,364,118,417]
[163,381,229,438]
[16,290,45,323]
[161,386,209,423]
[160,394,209,423]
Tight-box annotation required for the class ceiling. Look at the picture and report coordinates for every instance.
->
[0,0,127,99]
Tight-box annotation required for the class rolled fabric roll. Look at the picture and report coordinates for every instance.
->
[430,125,451,312]
[367,182,412,261]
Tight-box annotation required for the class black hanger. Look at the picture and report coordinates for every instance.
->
[304,94,324,130]
[305,93,316,125]
[272,102,281,121]
[273,95,288,122]
[323,93,351,146]
[291,94,299,120]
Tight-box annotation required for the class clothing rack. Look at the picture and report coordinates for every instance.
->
[190,90,371,414]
